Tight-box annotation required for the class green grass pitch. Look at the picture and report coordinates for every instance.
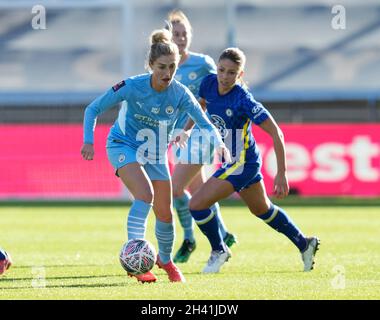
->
[1,204,379,300]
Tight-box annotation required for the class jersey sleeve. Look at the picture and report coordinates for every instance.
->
[179,87,224,147]
[241,92,270,125]
[83,79,131,144]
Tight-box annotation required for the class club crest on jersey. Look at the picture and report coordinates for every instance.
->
[112,80,126,92]
[211,114,229,138]
[118,154,126,163]
[188,72,197,80]
[226,108,233,117]
[165,106,174,115]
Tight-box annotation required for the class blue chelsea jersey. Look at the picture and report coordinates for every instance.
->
[174,52,216,130]
[83,73,223,160]
[199,74,270,164]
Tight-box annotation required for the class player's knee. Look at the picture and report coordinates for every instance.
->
[172,186,185,198]
[155,209,173,223]
[250,202,271,216]
[157,216,172,223]
[135,191,154,204]
[171,176,187,198]
[189,196,203,211]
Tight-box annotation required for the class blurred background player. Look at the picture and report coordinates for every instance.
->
[0,248,12,275]
[167,9,237,263]
[180,47,320,273]
[81,28,229,283]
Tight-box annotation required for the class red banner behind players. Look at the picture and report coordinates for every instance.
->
[0,124,379,199]
[254,124,380,196]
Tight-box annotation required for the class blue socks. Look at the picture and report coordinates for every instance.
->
[175,192,227,242]
[155,219,174,264]
[189,202,307,253]
[258,204,307,252]
[211,202,227,239]
[127,199,152,240]
[173,191,195,242]
[190,208,225,252]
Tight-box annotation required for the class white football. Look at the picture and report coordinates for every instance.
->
[119,239,157,275]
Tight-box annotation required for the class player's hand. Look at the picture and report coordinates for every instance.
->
[81,143,94,161]
[216,144,232,163]
[274,172,289,199]
[170,130,191,148]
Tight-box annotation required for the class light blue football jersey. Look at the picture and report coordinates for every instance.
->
[83,73,223,161]
[174,52,216,130]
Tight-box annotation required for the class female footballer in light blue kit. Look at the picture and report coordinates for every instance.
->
[167,10,237,264]
[81,29,229,283]
[178,48,319,273]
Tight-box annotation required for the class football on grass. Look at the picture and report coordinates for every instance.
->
[119,239,156,275]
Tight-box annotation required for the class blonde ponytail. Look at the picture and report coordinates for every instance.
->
[147,28,179,69]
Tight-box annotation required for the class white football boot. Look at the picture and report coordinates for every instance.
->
[301,236,320,272]
[202,247,231,274]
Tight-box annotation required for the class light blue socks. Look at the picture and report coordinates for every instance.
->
[127,199,152,240]
[155,219,175,264]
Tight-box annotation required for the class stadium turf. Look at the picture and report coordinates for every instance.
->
[0,205,379,300]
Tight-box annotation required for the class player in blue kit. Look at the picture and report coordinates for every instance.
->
[167,10,237,263]
[178,48,320,273]
[0,248,12,275]
[81,29,230,283]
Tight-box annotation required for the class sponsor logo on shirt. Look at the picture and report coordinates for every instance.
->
[134,114,160,127]
[253,109,266,119]
[251,105,262,114]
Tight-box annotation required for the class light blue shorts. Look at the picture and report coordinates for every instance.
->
[172,133,215,165]
[106,138,170,181]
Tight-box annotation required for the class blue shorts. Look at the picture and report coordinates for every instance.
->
[213,161,263,192]
[172,133,214,165]
[106,139,170,181]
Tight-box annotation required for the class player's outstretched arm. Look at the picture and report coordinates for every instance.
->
[259,115,289,199]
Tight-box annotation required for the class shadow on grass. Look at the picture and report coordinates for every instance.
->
[181,270,301,276]
[0,282,128,290]
[13,264,114,269]
[0,274,126,283]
